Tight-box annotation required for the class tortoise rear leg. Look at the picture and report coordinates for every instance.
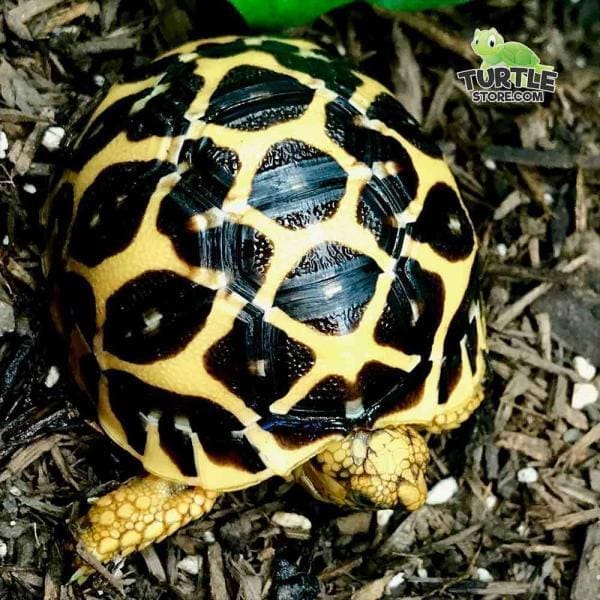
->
[74,475,218,571]
[295,426,429,511]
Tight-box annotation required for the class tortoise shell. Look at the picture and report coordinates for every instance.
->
[43,36,486,492]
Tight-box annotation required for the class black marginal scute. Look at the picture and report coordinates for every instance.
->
[438,260,480,405]
[465,316,479,375]
[67,89,152,170]
[274,243,381,335]
[78,353,102,405]
[104,270,216,364]
[375,359,431,419]
[204,65,314,130]
[325,99,418,198]
[57,271,97,348]
[127,60,204,141]
[289,376,350,417]
[249,139,347,230]
[410,183,475,262]
[158,418,198,477]
[69,160,175,267]
[261,414,348,450]
[358,362,412,409]
[366,93,443,158]
[123,54,183,83]
[105,369,265,473]
[68,59,202,170]
[205,304,315,415]
[357,176,409,256]
[195,39,248,58]
[438,347,462,405]
[259,40,362,98]
[374,259,444,358]
[45,183,74,278]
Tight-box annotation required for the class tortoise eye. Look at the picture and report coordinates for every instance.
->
[488,37,495,48]
[474,37,479,45]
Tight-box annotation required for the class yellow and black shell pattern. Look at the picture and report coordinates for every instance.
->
[43,36,486,493]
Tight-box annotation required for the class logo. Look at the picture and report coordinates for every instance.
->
[457,28,558,103]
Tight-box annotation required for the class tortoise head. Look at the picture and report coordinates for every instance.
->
[295,426,429,511]
[471,28,504,58]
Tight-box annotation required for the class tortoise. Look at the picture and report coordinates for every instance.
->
[42,35,486,571]
[471,28,554,73]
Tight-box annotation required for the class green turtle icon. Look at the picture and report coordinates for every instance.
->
[471,28,554,73]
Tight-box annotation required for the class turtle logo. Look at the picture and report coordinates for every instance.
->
[457,28,558,103]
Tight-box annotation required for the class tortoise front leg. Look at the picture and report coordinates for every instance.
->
[74,475,218,571]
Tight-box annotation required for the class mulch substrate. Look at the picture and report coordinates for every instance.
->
[0,1,599,598]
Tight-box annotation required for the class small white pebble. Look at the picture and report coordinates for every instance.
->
[563,428,582,444]
[2,235,8,246]
[575,56,587,68]
[0,540,7,559]
[543,192,554,205]
[23,183,36,194]
[417,567,428,578]
[484,158,496,170]
[484,494,498,510]
[426,477,458,505]
[386,571,405,592]
[41,126,65,151]
[9,521,15,527]
[8,486,21,497]
[574,356,596,382]
[517,522,528,536]
[517,467,538,484]
[177,555,202,576]
[272,512,312,531]
[496,243,507,258]
[97,591,103,597]
[44,366,60,388]
[94,74,106,86]
[202,530,215,544]
[476,567,494,582]
[572,382,599,410]
[376,509,394,527]
[0,130,8,159]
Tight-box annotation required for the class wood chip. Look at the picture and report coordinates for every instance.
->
[496,431,552,463]
[207,542,228,600]
[0,436,60,483]
[391,23,422,123]
[557,423,600,468]
[141,545,166,583]
[423,69,455,134]
[544,508,600,531]
[351,574,393,600]
[483,146,581,169]
[571,522,600,600]
[386,12,475,63]
[489,338,579,380]
[500,543,574,557]
[5,0,63,40]
[336,512,371,536]
[40,2,100,37]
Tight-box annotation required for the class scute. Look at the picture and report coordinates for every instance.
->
[44,35,485,492]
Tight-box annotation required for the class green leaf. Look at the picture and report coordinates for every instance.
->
[229,0,470,29]
[229,0,352,29]
[372,0,468,11]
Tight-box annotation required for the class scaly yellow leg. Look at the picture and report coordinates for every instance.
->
[74,475,218,569]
